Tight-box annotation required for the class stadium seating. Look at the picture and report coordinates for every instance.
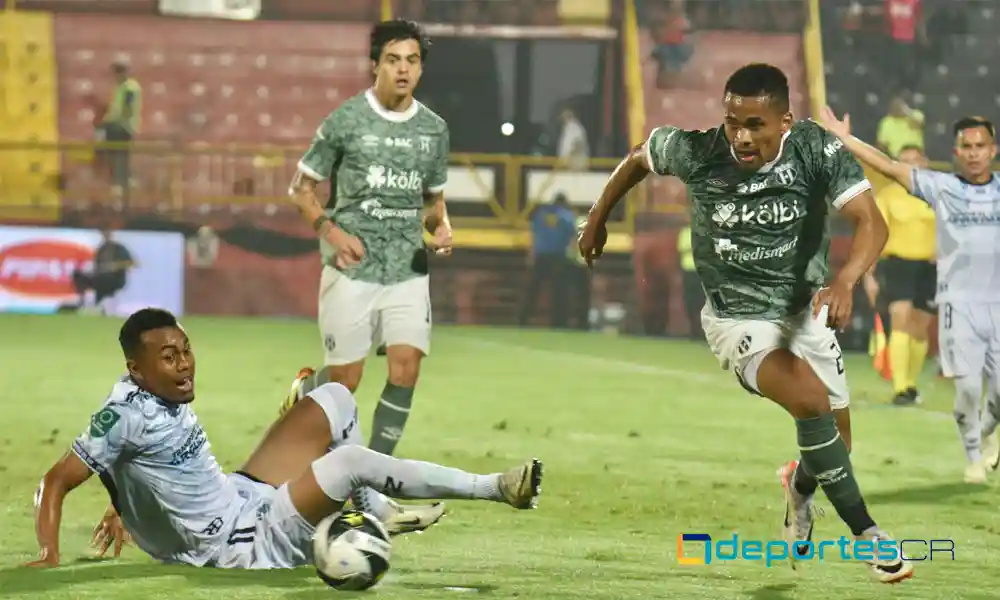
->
[821,2,995,160]
[51,13,373,210]
[0,10,60,221]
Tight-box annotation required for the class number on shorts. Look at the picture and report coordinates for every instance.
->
[830,342,845,375]
[943,303,952,330]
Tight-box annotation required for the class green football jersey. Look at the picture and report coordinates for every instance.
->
[298,89,449,285]
[645,119,871,319]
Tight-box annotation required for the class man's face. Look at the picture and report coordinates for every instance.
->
[954,126,997,180]
[723,93,792,171]
[889,97,906,117]
[372,38,423,98]
[128,326,195,404]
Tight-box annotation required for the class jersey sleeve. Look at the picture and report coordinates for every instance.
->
[71,402,141,474]
[814,129,872,210]
[643,126,694,179]
[425,126,450,194]
[297,109,347,182]
[909,168,950,208]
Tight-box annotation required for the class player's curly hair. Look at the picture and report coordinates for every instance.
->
[724,63,790,112]
[120,308,179,358]
[370,19,431,63]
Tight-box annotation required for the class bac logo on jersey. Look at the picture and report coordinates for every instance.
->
[384,137,412,148]
[366,165,423,191]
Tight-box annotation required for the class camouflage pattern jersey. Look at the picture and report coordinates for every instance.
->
[297,89,449,285]
[645,119,872,319]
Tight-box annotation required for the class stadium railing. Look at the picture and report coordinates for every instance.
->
[0,140,637,250]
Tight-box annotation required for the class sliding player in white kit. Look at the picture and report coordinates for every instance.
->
[25,308,542,569]
[819,109,1000,482]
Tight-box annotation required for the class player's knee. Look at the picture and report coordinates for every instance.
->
[757,350,830,417]
[325,364,363,392]
[387,347,422,387]
[312,444,373,499]
[953,375,982,406]
[307,382,359,440]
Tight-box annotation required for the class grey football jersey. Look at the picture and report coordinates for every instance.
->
[910,169,1000,303]
[72,377,240,566]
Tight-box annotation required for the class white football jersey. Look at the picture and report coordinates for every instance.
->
[72,377,241,566]
[910,169,1000,303]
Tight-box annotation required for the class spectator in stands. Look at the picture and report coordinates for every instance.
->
[650,0,693,89]
[557,106,590,171]
[876,95,925,157]
[882,0,925,93]
[519,193,577,328]
[676,222,703,339]
[98,62,142,201]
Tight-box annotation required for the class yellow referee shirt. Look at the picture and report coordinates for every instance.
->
[875,182,936,261]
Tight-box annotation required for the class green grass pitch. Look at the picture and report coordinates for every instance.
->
[0,314,998,599]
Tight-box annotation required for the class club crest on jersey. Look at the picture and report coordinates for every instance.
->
[419,136,433,152]
[773,163,797,186]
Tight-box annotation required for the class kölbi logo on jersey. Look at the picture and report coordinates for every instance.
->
[712,199,802,228]
[365,165,423,191]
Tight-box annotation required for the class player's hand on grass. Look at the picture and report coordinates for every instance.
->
[429,223,453,256]
[817,106,851,139]
[326,228,365,268]
[91,505,130,558]
[578,214,608,267]
[813,277,855,331]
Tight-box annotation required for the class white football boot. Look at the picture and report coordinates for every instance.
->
[855,528,915,584]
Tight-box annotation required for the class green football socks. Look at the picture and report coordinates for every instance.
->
[796,414,876,535]
[369,382,413,456]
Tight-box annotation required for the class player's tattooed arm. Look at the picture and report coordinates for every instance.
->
[423,191,453,255]
[818,106,915,193]
[26,451,94,568]
[288,173,332,235]
[288,173,364,267]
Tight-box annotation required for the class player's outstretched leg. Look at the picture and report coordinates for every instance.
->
[250,382,443,535]
[953,374,987,483]
[753,348,913,583]
[286,445,543,527]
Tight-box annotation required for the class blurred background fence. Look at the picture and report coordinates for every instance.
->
[0,0,992,352]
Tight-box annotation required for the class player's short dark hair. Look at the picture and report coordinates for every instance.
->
[370,19,430,63]
[953,116,996,140]
[724,63,790,112]
[119,308,178,359]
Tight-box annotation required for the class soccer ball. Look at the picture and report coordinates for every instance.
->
[312,510,392,591]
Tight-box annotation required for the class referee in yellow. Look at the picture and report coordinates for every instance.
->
[863,145,936,406]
